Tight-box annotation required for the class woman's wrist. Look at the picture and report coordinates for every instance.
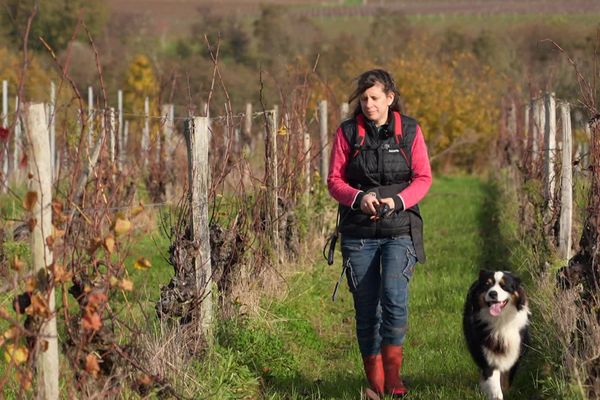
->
[352,191,366,209]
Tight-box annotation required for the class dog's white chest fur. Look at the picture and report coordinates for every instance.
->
[478,305,529,371]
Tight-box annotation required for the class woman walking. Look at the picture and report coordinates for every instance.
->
[327,69,432,398]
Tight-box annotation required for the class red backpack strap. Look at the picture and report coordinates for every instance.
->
[392,111,403,144]
[353,114,367,158]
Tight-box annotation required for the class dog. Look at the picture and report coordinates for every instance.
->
[463,270,530,400]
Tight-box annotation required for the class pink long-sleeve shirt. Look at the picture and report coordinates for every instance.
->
[327,122,432,210]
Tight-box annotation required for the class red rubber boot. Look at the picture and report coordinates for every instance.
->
[362,354,384,398]
[382,345,408,397]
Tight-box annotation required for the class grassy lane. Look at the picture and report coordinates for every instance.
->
[226,175,540,399]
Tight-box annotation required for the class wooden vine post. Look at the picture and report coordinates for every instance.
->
[26,103,59,399]
[303,132,311,203]
[558,102,573,259]
[319,100,329,182]
[265,109,279,256]
[543,92,556,210]
[184,117,213,338]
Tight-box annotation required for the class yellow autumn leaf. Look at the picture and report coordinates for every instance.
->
[112,218,131,236]
[104,236,115,254]
[133,257,151,271]
[109,276,119,287]
[53,226,65,239]
[4,344,28,365]
[130,202,144,217]
[119,279,134,291]
[4,327,19,340]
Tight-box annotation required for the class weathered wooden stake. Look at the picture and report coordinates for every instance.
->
[87,86,94,150]
[340,102,349,121]
[2,80,8,190]
[265,109,279,256]
[124,120,129,163]
[319,100,329,181]
[14,96,21,178]
[559,102,573,259]
[48,82,56,179]
[183,117,213,338]
[161,103,174,158]
[143,96,150,166]
[531,97,544,165]
[108,108,116,164]
[117,90,124,167]
[304,132,311,202]
[544,92,556,209]
[26,103,59,400]
[583,123,591,169]
[244,102,252,140]
[524,103,530,157]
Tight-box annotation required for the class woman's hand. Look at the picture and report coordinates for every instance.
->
[370,197,396,220]
[360,192,379,216]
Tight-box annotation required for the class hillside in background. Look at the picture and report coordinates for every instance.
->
[104,0,600,34]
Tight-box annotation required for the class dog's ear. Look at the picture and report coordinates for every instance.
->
[479,269,490,280]
[515,285,528,311]
[504,270,520,282]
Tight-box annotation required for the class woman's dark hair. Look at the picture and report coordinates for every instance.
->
[349,69,403,117]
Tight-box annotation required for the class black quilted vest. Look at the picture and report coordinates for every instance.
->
[339,110,426,261]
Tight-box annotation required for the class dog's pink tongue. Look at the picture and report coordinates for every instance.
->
[489,303,503,317]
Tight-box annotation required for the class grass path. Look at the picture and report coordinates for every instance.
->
[225,175,540,399]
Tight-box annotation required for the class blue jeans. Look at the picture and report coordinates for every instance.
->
[341,235,417,356]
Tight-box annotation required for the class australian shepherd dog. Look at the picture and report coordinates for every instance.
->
[463,270,530,400]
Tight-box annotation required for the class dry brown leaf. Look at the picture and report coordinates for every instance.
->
[25,277,37,292]
[85,353,101,378]
[27,218,37,232]
[51,201,63,214]
[16,370,32,391]
[51,264,72,284]
[88,237,103,255]
[11,256,25,271]
[138,373,152,386]
[25,293,50,318]
[45,235,55,247]
[23,192,38,211]
[87,291,108,308]
[81,310,102,331]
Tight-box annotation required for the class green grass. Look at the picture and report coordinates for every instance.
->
[213,175,542,399]
[0,176,575,398]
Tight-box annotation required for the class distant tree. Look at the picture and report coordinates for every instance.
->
[365,10,413,64]
[191,7,252,64]
[124,54,159,155]
[0,46,51,102]
[439,27,470,59]
[0,0,107,52]
[253,5,290,65]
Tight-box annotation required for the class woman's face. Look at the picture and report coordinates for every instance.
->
[359,82,394,126]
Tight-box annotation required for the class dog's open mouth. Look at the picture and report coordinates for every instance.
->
[487,300,508,317]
